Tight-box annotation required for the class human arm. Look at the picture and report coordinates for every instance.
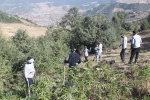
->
[24,65,29,79]
[88,47,92,52]
[68,54,72,64]
[64,57,69,63]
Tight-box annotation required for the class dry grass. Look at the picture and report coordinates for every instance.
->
[0,22,47,38]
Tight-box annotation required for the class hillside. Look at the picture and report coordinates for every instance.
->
[117,0,150,4]
[0,22,46,38]
[0,0,115,26]
[86,2,150,22]
[0,10,21,23]
[0,10,46,38]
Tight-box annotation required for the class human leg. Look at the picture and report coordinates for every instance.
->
[129,48,136,64]
[135,48,140,63]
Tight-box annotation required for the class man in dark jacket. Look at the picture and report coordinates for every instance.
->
[65,48,81,68]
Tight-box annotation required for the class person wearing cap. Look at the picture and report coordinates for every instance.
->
[119,33,127,63]
[128,31,142,64]
[24,57,35,94]
[97,42,103,62]
[65,48,81,68]
[83,46,91,62]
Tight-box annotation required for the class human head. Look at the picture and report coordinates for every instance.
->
[27,57,34,64]
[120,33,124,38]
[71,48,76,53]
[84,46,87,49]
[133,30,137,36]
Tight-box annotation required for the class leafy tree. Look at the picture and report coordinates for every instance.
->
[60,7,82,30]
[12,29,33,54]
[132,22,139,33]
[141,20,150,30]
[112,11,129,29]
[122,22,132,31]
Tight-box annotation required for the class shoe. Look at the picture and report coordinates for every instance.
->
[128,62,131,65]
[135,62,137,64]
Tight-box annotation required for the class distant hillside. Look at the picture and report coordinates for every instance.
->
[0,10,46,38]
[86,2,150,21]
[0,10,21,23]
[0,0,115,26]
[117,0,150,4]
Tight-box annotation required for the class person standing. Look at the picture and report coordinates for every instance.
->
[93,44,99,61]
[84,46,91,62]
[24,57,35,96]
[97,42,103,62]
[128,31,142,64]
[65,48,81,68]
[119,33,127,63]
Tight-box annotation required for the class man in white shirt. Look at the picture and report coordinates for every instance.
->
[24,57,35,95]
[120,33,127,63]
[128,31,142,64]
[97,42,103,62]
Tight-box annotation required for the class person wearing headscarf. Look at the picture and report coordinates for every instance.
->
[24,57,35,95]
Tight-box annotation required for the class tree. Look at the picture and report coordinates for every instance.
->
[12,29,32,53]
[141,20,150,30]
[112,11,129,29]
[60,7,82,30]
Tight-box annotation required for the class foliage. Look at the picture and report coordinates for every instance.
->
[0,10,21,23]
[0,7,150,100]
[140,15,150,31]
[61,9,120,51]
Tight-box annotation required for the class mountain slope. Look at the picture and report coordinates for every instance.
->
[86,2,150,22]
[0,0,115,26]
[0,10,21,23]
[0,10,46,38]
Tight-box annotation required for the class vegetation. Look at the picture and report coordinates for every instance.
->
[140,15,150,30]
[0,10,21,23]
[0,7,150,100]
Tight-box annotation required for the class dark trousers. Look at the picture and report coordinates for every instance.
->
[85,56,88,62]
[26,78,34,94]
[120,48,126,63]
[129,48,140,64]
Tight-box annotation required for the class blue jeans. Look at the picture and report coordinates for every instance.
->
[26,78,34,94]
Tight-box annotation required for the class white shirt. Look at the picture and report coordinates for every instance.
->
[24,63,35,78]
[98,44,103,53]
[84,48,89,57]
[132,34,142,48]
[122,36,127,49]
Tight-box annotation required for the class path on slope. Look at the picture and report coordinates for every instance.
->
[80,30,150,68]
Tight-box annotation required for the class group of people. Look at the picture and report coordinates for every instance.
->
[83,42,103,62]
[64,30,142,68]
[119,30,142,64]
[24,30,142,96]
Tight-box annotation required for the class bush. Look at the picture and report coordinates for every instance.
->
[0,10,21,23]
